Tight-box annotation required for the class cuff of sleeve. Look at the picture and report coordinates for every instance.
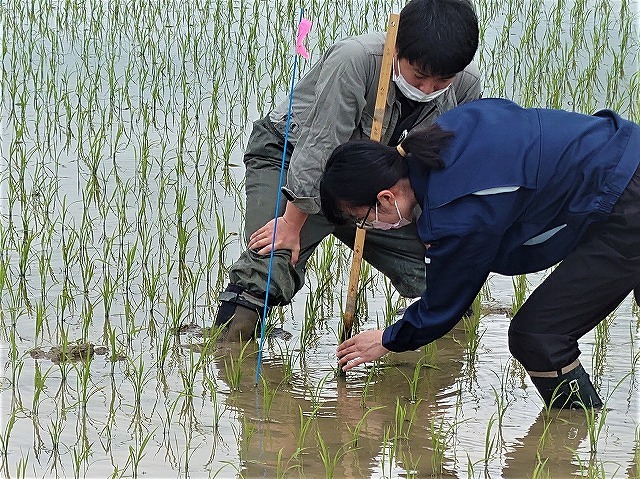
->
[281,186,321,215]
[381,326,396,351]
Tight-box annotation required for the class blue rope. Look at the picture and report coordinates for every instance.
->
[255,8,304,385]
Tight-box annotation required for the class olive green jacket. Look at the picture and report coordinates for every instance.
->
[269,32,482,214]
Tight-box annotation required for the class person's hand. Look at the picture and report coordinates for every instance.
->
[336,329,389,372]
[248,216,302,264]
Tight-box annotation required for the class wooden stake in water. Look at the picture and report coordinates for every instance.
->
[340,13,399,347]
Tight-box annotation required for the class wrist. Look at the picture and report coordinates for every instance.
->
[282,202,308,231]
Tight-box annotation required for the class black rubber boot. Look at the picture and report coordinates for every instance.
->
[214,284,266,342]
[530,363,603,409]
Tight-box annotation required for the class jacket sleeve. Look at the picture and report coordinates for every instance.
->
[283,39,374,214]
[382,229,498,352]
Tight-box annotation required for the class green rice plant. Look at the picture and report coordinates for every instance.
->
[276,340,297,385]
[359,362,380,408]
[275,447,301,479]
[581,402,608,456]
[483,413,498,466]
[381,276,401,327]
[213,210,236,293]
[346,405,385,447]
[15,452,28,479]
[530,453,550,479]
[179,343,210,400]
[34,299,48,339]
[0,410,17,476]
[380,424,396,478]
[592,311,615,388]
[294,403,321,458]
[306,372,332,410]
[74,356,96,411]
[127,427,156,479]
[126,353,154,421]
[511,274,529,315]
[490,366,513,445]
[31,361,50,416]
[301,288,321,351]
[460,294,485,376]
[260,376,280,420]
[398,352,438,403]
[574,453,618,479]
[429,415,450,475]
[222,340,254,392]
[166,290,189,333]
[316,429,352,479]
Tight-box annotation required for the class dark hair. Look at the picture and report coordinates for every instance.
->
[397,0,479,78]
[320,124,453,224]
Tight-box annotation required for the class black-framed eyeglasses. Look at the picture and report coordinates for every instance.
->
[356,203,376,229]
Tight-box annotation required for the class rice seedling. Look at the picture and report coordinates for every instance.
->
[222,340,254,392]
[275,447,302,478]
[260,375,280,420]
[530,453,551,479]
[429,415,457,476]
[126,353,154,421]
[0,411,17,476]
[398,354,437,403]
[345,405,385,447]
[316,429,353,479]
[483,413,498,466]
[491,366,512,446]
[127,427,157,479]
[592,311,616,387]
[295,403,321,458]
[15,453,28,479]
[511,274,528,315]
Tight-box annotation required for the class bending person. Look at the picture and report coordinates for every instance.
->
[321,97,640,409]
[214,0,482,340]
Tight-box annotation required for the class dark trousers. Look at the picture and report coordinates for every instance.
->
[509,164,640,372]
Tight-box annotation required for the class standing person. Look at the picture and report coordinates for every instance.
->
[321,98,640,409]
[214,0,482,340]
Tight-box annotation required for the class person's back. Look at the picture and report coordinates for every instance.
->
[418,99,640,273]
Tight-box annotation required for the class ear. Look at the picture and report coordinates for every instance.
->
[376,189,396,208]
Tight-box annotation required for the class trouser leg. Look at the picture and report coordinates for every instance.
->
[509,166,640,407]
[216,118,335,339]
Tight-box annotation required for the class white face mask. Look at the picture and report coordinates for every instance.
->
[371,200,411,230]
[392,57,451,102]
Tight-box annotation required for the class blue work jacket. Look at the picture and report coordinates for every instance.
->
[382,98,640,352]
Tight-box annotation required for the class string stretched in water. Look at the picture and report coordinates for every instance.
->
[255,9,311,385]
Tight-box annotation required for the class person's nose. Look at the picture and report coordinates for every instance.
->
[417,78,451,94]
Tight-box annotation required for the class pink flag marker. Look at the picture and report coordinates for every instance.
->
[295,18,312,59]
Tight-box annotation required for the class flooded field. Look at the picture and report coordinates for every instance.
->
[1,0,639,477]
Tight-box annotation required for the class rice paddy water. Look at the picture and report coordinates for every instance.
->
[1,0,639,477]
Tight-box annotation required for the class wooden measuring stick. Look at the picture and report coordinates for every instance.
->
[341,13,400,344]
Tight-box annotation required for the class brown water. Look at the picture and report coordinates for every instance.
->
[4,284,638,478]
